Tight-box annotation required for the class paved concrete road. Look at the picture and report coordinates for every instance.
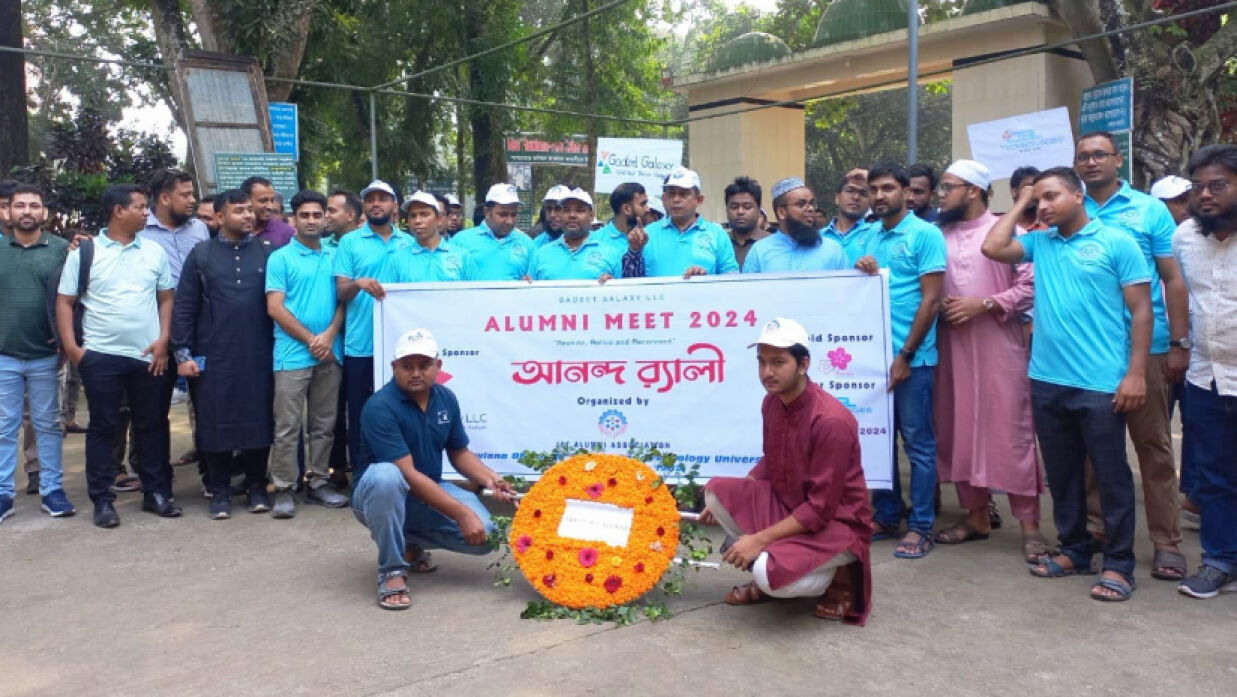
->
[1,411,1231,696]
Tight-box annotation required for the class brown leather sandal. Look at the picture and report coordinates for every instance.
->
[724,581,767,605]
[814,566,854,621]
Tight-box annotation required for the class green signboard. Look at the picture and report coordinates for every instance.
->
[213,152,299,211]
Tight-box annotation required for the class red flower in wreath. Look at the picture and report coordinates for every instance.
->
[515,535,532,554]
[585,483,604,499]
[604,575,623,594]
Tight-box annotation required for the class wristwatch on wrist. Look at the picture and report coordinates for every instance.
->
[1170,337,1192,350]
[982,298,996,313]
[898,348,915,361]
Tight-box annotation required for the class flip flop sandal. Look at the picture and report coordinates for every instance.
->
[871,521,901,542]
[1029,555,1097,578]
[933,521,990,545]
[1151,549,1188,581]
[987,500,1003,530]
[1022,536,1052,565]
[377,571,411,611]
[724,581,767,605]
[404,546,438,573]
[1090,576,1135,602]
[892,531,935,559]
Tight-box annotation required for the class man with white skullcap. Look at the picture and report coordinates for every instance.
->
[931,160,1046,561]
[742,177,849,273]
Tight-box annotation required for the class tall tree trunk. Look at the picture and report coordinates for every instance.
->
[581,0,599,193]
[147,0,192,137]
[465,3,505,199]
[265,2,316,102]
[0,0,29,173]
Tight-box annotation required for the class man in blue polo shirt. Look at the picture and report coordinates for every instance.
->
[853,163,947,559]
[593,182,648,257]
[532,185,570,248]
[623,167,739,279]
[821,172,873,263]
[452,183,536,280]
[266,190,348,519]
[334,180,412,470]
[529,189,622,281]
[351,329,516,610]
[983,167,1152,603]
[743,177,848,273]
[394,191,478,282]
[1076,131,1191,582]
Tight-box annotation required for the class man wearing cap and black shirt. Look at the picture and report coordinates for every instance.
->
[533,185,570,247]
[529,189,622,281]
[701,317,872,625]
[334,180,412,470]
[442,194,464,238]
[452,184,536,281]
[724,177,770,268]
[623,166,739,279]
[743,177,848,274]
[396,192,478,282]
[351,328,517,610]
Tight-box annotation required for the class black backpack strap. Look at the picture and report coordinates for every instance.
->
[77,237,93,296]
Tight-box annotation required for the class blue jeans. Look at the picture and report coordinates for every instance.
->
[1031,380,1136,578]
[872,366,937,535]
[1171,380,1197,497]
[1183,381,1237,574]
[0,355,62,498]
[351,461,494,574]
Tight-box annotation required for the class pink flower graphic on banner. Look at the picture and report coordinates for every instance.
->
[828,347,853,371]
[436,370,453,384]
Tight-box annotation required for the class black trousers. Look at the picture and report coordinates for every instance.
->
[79,351,171,503]
[343,356,374,471]
[330,374,349,475]
[202,448,268,493]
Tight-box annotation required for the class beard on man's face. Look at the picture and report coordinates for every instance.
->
[1189,201,1237,235]
[366,213,391,227]
[785,218,821,247]
[935,204,966,227]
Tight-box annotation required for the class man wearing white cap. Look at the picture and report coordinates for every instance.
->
[529,189,622,281]
[452,183,536,280]
[742,177,848,273]
[442,194,464,238]
[623,166,739,278]
[395,191,477,282]
[1151,175,1192,226]
[333,179,413,469]
[533,185,571,248]
[931,160,1046,560]
[351,328,516,610]
[700,317,873,625]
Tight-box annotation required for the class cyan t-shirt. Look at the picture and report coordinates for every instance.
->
[1020,218,1152,393]
[591,221,631,257]
[742,231,849,273]
[392,239,478,282]
[854,212,947,367]
[640,215,739,277]
[821,218,874,264]
[1085,181,1177,354]
[331,223,412,358]
[266,238,342,371]
[530,236,623,280]
[451,222,535,280]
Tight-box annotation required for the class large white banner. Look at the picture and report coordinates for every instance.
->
[594,138,684,194]
[374,273,894,489]
[966,106,1076,180]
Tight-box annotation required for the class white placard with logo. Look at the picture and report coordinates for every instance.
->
[374,273,894,488]
[593,138,684,195]
[966,106,1076,180]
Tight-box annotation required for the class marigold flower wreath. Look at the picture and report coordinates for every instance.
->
[508,453,681,609]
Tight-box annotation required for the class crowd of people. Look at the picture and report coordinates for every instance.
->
[1,130,1235,615]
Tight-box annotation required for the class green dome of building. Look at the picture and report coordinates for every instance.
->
[712,32,792,71]
[813,0,909,48]
[962,0,1032,15]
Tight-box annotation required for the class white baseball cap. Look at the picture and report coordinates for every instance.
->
[543,185,571,203]
[402,190,442,214]
[748,317,810,349]
[663,166,701,192]
[561,187,594,208]
[444,194,461,208]
[360,180,398,199]
[647,196,666,215]
[393,329,440,360]
[486,183,521,206]
[1150,175,1191,201]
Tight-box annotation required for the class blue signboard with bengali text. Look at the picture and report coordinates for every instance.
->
[269,102,299,161]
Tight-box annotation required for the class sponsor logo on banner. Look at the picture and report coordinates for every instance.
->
[837,396,873,415]
[598,409,629,437]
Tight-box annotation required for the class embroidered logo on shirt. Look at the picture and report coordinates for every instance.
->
[437,410,450,425]
[1075,242,1104,262]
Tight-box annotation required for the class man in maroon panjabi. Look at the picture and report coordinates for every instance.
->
[702,317,874,625]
